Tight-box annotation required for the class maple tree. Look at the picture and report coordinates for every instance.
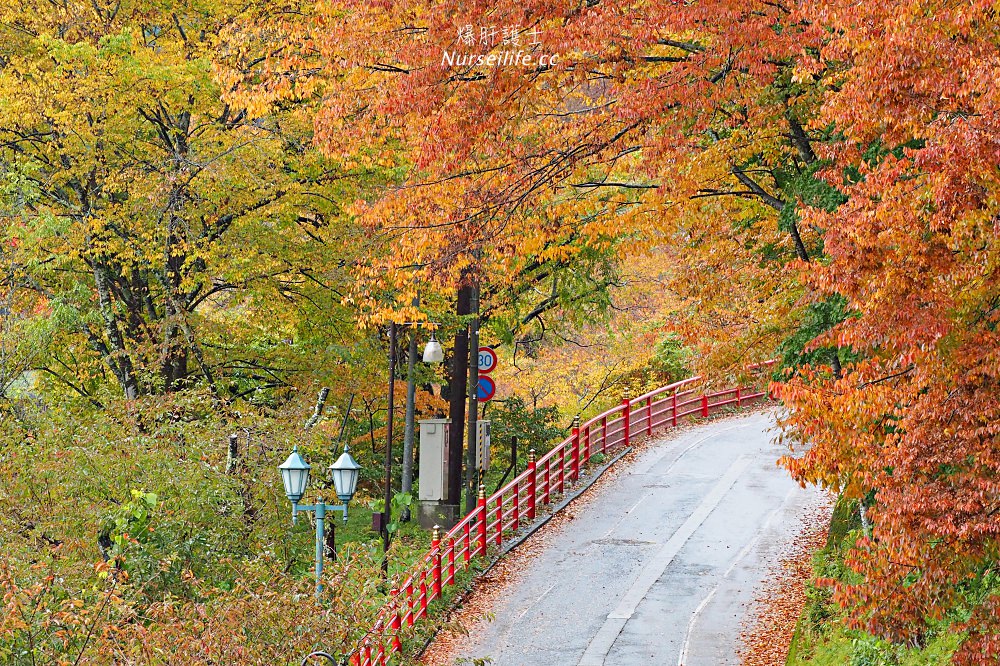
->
[775,2,1000,661]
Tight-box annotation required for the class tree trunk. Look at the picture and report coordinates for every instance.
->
[447,284,472,506]
[92,261,139,399]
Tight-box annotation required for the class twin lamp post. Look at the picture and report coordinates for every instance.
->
[279,444,361,598]
[278,329,445,598]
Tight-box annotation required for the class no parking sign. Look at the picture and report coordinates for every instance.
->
[476,376,496,401]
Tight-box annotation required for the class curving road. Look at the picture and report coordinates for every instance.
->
[445,410,826,666]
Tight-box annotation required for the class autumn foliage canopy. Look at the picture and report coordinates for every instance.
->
[224,0,1000,660]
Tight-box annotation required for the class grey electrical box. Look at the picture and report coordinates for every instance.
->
[474,420,491,471]
[418,418,451,501]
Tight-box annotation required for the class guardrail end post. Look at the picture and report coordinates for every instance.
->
[432,526,442,597]
[527,450,537,520]
[477,483,488,559]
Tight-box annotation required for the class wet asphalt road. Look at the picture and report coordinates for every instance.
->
[450,410,826,666]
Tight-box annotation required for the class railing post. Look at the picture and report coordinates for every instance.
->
[527,450,537,520]
[601,415,608,453]
[405,580,414,626]
[736,386,741,407]
[672,391,678,427]
[495,495,503,546]
[513,482,520,528]
[571,415,581,482]
[622,387,631,447]
[432,526,442,598]
[477,483,487,558]
[390,588,402,652]
[447,537,456,585]
[419,570,428,618]
[647,396,653,435]
[557,443,566,494]
[543,458,551,504]
[583,424,591,466]
[463,520,471,565]
[701,394,709,417]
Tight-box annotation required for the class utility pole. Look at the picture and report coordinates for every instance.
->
[464,280,480,514]
[447,284,472,509]
[400,297,420,522]
[382,322,398,576]
[400,330,417,521]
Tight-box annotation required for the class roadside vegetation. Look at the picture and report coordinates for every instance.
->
[788,498,983,666]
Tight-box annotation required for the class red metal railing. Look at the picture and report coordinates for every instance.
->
[347,363,775,665]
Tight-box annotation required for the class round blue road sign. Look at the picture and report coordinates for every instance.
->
[476,376,496,401]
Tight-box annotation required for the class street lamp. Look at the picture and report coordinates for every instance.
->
[384,321,443,575]
[278,444,362,597]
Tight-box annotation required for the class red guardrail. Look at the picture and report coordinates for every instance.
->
[347,363,775,665]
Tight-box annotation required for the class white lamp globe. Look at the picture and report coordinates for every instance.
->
[329,445,362,504]
[423,333,444,363]
[278,446,311,503]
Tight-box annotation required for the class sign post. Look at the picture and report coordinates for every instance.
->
[476,346,497,402]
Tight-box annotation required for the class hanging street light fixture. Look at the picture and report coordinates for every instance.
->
[422,332,444,363]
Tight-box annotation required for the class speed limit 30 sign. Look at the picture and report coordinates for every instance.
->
[477,346,498,374]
